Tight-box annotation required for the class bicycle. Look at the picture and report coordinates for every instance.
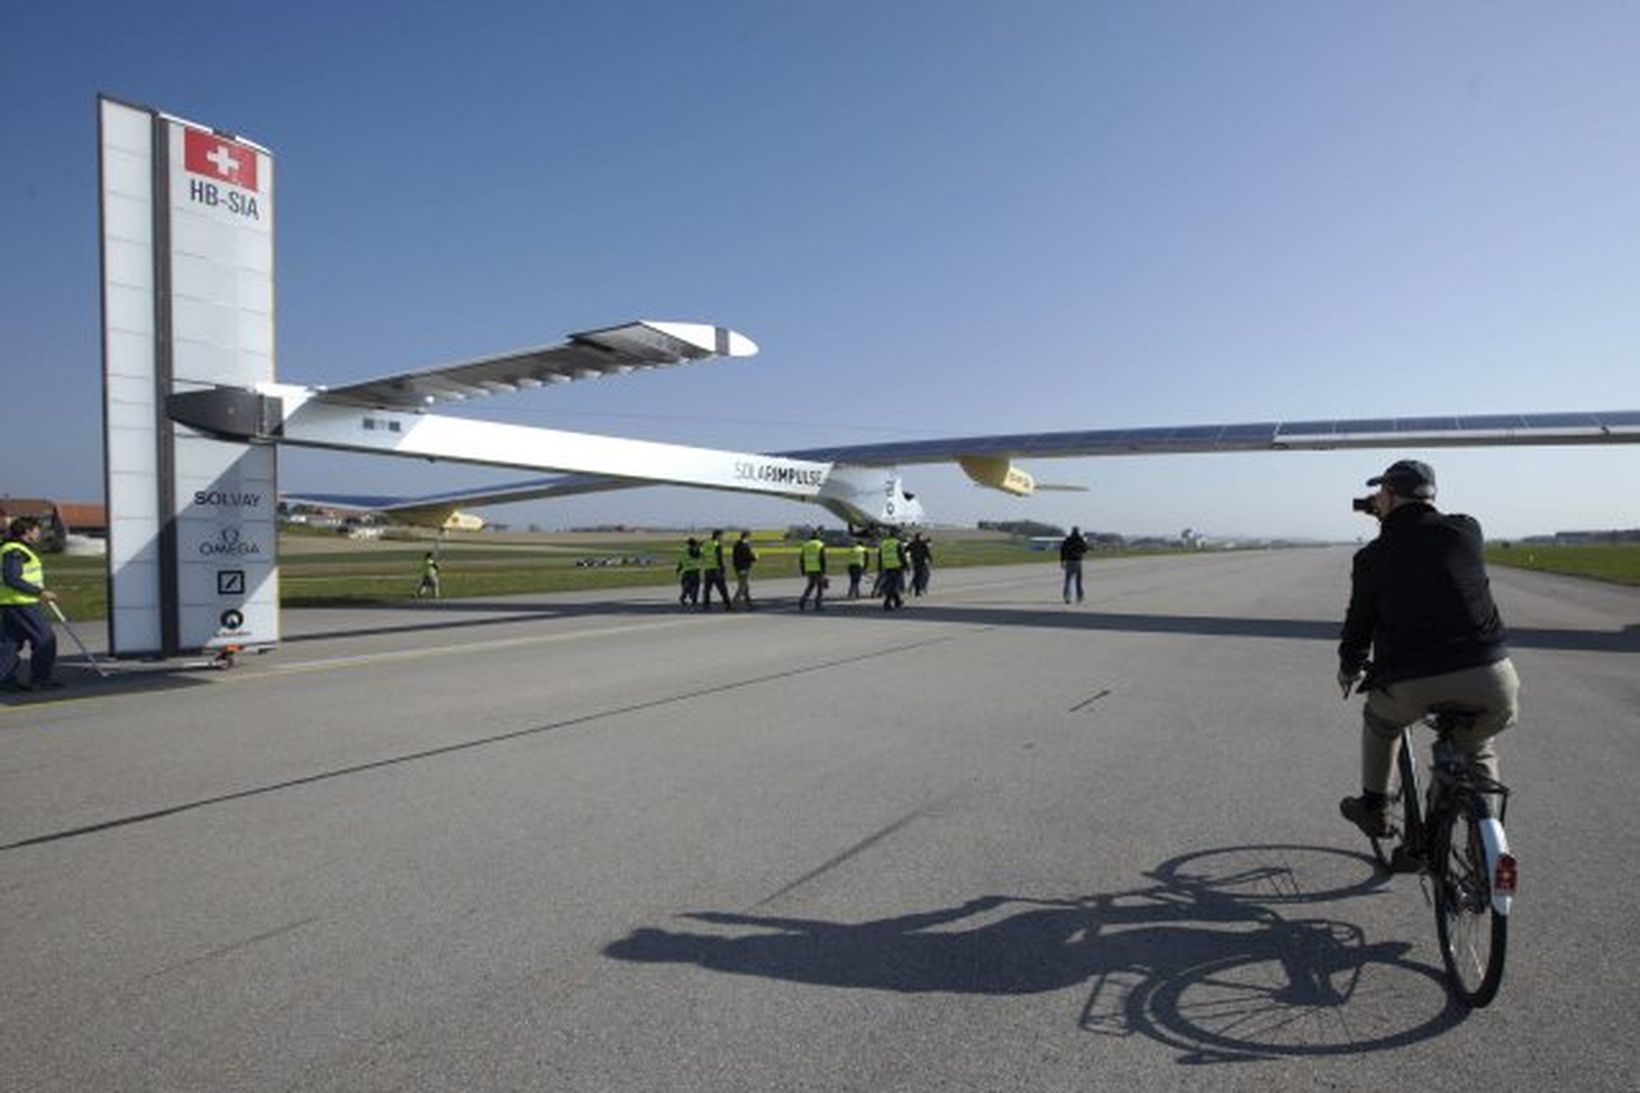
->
[1360,702,1516,1008]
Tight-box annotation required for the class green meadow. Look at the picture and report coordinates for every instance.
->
[43,536,1634,623]
[1485,542,1640,586]
[42,532,1058,621]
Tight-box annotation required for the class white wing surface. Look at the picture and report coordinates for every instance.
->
[296,408,1640,520]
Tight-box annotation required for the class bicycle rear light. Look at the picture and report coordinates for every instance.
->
[1493,852,1518,895]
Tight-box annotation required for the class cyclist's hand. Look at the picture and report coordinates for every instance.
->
[1337,667,1363,699]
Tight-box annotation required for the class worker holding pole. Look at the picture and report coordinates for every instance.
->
[0,517,61,692]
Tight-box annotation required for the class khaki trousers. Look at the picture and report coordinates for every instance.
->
[1362,659,1520,794]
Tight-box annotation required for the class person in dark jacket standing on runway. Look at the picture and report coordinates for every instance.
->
[1059,526,1088,603]
[731,530,758,610]
[907,533,932,597]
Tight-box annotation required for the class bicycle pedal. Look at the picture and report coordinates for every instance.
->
[1388,847,1422,874]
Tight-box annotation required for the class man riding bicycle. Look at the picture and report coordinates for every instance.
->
[1337,460,1520,838]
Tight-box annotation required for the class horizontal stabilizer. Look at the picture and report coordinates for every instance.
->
[285,473,651,522]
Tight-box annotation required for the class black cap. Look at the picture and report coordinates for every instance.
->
[1367,459,1436,499]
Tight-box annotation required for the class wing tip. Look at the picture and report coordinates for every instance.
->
[641,321,759,359]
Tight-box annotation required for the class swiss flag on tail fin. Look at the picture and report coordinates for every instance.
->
[183,129,259,191]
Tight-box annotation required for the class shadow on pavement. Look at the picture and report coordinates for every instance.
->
[0,661,220,709]
[278,594,1640,654]
[606,843,1471,1062]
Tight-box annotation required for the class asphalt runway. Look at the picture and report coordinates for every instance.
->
[2,549,1637,1091]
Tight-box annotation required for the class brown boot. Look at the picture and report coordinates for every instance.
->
[1340,795,1393,839]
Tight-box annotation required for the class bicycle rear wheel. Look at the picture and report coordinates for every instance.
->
[1433,798,1508,1007]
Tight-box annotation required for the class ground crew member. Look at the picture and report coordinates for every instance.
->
[0,517,61,692]
[415,550,441,598]
[731,530,758,610]
[797,529,827,611]
[907,533,933,597]
[677,537,703,606]
[878,528,906,611]
[846,539,868,598]
[701,528,732,611]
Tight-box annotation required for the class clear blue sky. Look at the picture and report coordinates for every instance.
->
[4,1,1638,539]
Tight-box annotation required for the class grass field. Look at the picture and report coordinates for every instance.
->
[41,533,1073,621]
[43,536,1631,622]
[1485,542,1640,586]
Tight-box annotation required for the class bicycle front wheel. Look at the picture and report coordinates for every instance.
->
[1433,798,1508,1007]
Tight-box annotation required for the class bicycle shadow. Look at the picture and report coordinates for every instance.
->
[603,843,1468,1062]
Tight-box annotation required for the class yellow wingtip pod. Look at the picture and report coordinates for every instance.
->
[957,456,1036,497]
[389,505,483,530]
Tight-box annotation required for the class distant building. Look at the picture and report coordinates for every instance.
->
[0,497,108,549]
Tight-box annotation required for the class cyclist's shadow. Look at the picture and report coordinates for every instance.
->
[604,844,1469,1061]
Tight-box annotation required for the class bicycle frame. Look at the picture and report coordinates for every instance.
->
[1392,723,1516,917]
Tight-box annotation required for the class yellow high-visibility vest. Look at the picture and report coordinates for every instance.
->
[801,538,825,573]
[879,537,903,570]
[0,542,43,605]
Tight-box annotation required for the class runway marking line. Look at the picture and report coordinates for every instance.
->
[0,616,733,717]
[0,600,1023,717]
[0,630,976,852]
[1069,688,1113,712]
[753,803,935,908]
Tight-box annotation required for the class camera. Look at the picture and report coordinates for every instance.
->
[1351,495,1378,515]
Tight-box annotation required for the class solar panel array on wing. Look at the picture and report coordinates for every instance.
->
[318,322,744,410]
[781,409,1639,467]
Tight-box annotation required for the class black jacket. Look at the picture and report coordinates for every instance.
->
[1059,533,1087,563]
[1339,503,1509,686]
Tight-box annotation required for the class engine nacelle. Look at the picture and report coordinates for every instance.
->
[958,455,1036,496]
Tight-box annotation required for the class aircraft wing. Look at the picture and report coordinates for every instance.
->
[289,475,636,511]
[776,409,1640,465]
[315,320,758,410]
[284,408,1640,523]
[285,474,647,528]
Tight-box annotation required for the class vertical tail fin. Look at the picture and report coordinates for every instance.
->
[100,97,279,657]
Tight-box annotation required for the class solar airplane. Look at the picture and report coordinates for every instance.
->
[167,319,1640,532]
